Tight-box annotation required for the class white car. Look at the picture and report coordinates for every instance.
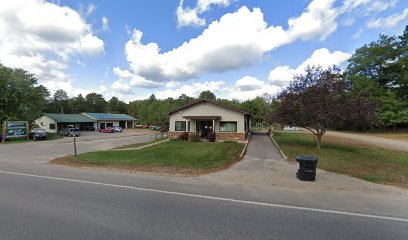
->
[113,126,123,132]
[283,126,300,131]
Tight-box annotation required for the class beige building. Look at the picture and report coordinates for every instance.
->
[168,99,251,141]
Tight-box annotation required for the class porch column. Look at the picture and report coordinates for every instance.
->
[213,119,215,133]
[186,119,189,132]
[125,121,128,129]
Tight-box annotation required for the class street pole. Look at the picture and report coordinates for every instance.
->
[73,137,77,156]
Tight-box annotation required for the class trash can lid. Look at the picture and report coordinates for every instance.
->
[296,156,318,161]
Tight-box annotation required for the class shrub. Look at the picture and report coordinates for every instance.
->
[180,132,189,141]
[170,137,183,141]
[189,132,201,142]
[207,131,216,142]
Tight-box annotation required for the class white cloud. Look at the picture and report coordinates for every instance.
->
[153,81,225,99]
[268,48,351,86]
[225,76,280,101]
[286,0,338,41]
[235,76,265,91]
[102,17,109,32]
[120,2,342,89]
[177,0,232,27]
[367,8,408,29]
[0,0,104,95]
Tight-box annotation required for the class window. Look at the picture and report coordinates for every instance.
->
[175,121,186,131]
[219,121,237,132]
[188,121,190,132]
[49,123,56,130]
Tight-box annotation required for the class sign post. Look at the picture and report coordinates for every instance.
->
[1,122,6,143]
[73,137,77,156]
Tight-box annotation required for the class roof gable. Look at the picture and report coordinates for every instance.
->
[167,99,251,116]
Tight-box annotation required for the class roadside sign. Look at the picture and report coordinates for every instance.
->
[2,121,29,142]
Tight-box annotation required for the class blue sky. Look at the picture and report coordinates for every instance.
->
[0,0,407,102]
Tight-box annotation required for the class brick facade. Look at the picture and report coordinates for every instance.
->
[216,132,246,141]
[168,131,185,139]
[169,131,247,141]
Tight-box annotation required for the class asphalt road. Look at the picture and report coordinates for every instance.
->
[1,170,407,240]
[0,132,407,239]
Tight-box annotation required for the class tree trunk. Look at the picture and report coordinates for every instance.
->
[315,134,322,149]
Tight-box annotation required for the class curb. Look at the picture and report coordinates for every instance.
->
[240,132,252,158]
[268,133,288,160]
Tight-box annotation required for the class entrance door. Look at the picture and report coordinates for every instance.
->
[196,121,213,138]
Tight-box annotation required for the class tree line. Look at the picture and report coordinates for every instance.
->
[1,26,407,132]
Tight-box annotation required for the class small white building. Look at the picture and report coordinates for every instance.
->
[35,113,137,132]
[35,114,95,133]
[167,99,251,141]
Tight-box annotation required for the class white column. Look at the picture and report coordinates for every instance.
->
[213,119,215,133]
[125,121,128,129]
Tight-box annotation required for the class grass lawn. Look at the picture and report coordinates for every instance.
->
[273,131,408,187]
[113,138,166,149]
[53,141,245,175]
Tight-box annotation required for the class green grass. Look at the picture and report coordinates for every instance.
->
[273,131,408,187]
[64,141,245,171]
[113,139,165,149]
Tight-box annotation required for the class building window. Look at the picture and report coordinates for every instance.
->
[219,121,237,132]
[188,121,190,132]
[49,123,56,130]
[175,121,186,131]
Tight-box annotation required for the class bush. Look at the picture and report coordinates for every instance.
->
[189,132,201,142]
[207,131,216,142]
[170,137,183,141]
[180,132,189,141]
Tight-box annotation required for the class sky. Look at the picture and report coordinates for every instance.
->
[0,0,407,102]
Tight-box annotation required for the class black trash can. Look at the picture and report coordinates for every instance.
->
[296,156,318,181]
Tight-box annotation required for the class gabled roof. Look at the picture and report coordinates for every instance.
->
[81,113,136,121]
[43,113,94,123]
[167,99,251,116]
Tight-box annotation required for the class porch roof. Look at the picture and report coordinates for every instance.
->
[183,116,221,120]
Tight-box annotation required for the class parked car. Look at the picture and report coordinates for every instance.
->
[31,128,47,140]
[60,127,81,137]
[113,126,122,132]
[150,125,158,130]
[84,126,95,131]
[0,134,9,142]
[143,125,149,128]
[99,127,114,133]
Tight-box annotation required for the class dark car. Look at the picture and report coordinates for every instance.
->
[32,128,47,140]
[60,128,81,137]
[0,134,9,142]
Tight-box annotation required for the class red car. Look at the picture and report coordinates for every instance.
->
[99,127,114,133]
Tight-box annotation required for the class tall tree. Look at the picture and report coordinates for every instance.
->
[346,25,408,128]
[85,93,108,113]
[0,63,49,123]
[274,66,378,149]
[199,90,216,100]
